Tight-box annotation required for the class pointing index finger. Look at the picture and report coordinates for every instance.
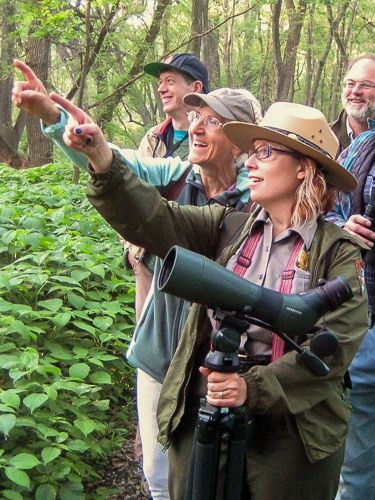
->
[14,59,39,84]
[50,93,89,125]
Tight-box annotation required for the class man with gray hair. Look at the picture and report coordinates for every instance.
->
[331,54,375,155]
[327,53,375,499]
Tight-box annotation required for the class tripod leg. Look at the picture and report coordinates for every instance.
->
[184,402,222,500]
[223,407,248,500]
[184,431,198,499]
[223,438,246,499]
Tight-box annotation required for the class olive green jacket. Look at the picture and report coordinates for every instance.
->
[87,156,368,463]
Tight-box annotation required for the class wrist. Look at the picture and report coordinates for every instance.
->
[42,106,61,126]
[88,148,115,173]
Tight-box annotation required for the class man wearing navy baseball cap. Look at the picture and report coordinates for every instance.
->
[144,53,209,93]
[138,53,209,159]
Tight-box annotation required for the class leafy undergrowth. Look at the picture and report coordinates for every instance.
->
[0,163,137,499]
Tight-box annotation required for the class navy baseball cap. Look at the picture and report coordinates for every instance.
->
[144,53,209,93]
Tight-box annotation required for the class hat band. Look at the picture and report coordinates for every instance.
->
[266,127,334,160]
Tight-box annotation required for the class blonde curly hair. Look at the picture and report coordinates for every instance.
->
[292,157,336,227]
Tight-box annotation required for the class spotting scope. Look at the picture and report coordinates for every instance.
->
[158,246,353,338]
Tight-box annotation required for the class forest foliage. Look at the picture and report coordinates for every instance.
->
[0,162,136,497]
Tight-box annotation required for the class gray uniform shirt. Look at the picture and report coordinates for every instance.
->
[226,208,316,356]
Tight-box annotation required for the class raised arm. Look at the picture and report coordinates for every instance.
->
[12,60,60,125]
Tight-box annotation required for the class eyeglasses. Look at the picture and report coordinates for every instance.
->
[249,144,302,160]
[343,80,375,91]
[187,111,223,130]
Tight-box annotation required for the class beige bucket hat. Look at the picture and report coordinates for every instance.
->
[223,102,357,192]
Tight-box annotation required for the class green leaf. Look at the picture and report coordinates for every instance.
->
[66,439,90,452]
[0,342,16,352]
[51,312,71,327]
[9,452,41,469]
[56,432,69,443]
[59,482,84,500]
[35,484,57,500]
[69,363,90,379]
[0,354,19,369]
[93,316,113,331]
[90,265,105,278]
[37,298,63,312]
[72,346,88,358]
[0,414,17,437]
[67,293,86,310]
[2,230,17,244]
[93,399,110,411]
[74,418,96,436]
[23,393,49,413]
[22,233,43,249]
[0,391,20,408]
[22,216,44,229]
[0,404,16,413]
[44,386,58,401]
[70,270,90,282]
[47,343,73,360]
[5,467,30,489]
[72,320,96,335]
[41,447,61,465]
[52,275,82,285]
[89,371,111,384]
[2,490,24,500]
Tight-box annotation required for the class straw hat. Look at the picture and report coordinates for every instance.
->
[223,102,357,192]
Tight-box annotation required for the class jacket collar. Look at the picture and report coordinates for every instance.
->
[153,116,173,137]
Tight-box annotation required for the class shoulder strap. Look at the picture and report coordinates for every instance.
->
[165,167,191,201]
[163,132,189,158]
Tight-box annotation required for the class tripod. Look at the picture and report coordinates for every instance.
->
[184,308,338,500]
[184,312,250,500]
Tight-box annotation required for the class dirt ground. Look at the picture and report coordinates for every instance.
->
[94,433,151,499]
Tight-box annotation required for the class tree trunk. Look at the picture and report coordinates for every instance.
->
[190,0,209,57]
[203,28,220,89]
[308,1,350,108]
[329,0,359,120]
[0,135,29,169]
[25,20,52,167]
[273,0,307,102]
[304,3,315,106]
[222,0,235,87]
[0,1,26,157]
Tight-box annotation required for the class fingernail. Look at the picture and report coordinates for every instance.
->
[85,137,92,145]
[75,128,81,134]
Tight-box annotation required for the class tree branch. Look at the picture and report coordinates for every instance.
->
[88,0,261,110]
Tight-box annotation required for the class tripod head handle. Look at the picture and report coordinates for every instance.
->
[206,309,338,376]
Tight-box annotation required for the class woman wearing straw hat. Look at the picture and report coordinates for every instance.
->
[58,101,366,499]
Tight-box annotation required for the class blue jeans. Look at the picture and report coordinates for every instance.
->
[336,324,375,500]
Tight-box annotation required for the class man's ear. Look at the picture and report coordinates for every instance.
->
[193,81,203,93]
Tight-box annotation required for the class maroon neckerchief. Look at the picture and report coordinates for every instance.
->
[232,226,304,361]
